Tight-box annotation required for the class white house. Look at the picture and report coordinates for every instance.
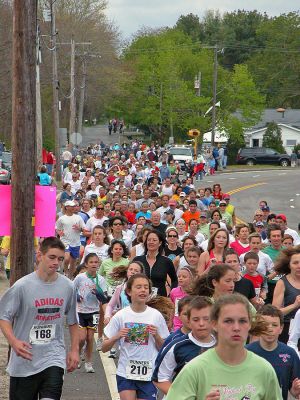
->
[243,109,300,154]
[245,124,300,154]
[203,129,228,144]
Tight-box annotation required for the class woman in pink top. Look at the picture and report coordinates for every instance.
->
[169,266,194,330]
[230,223,251,256]
[198,228,229,275]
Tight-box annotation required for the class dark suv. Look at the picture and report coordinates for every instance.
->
[236,147,290,167]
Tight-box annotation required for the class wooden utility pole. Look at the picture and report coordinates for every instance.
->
[69,38,76,137]
[211,45,218,146]
[50,0,61,181]
[77,56,87,135]
[36,24,43,169]
[10,0,37,285]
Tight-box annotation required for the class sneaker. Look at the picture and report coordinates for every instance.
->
[77,361,81,369]
[96,337,103,351]
[84,362,95,373]
[108,348,117,359]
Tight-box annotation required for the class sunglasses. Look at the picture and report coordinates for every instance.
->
[97,207,104,210]
[113,222,123,226]
[168,234,178,238]
[255,214,263,217]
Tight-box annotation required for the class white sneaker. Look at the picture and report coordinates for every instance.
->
[84,362,95,373]
[108,348,117,359]
[96,337,103,351]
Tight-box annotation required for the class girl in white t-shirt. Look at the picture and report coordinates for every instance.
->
[103,274,169,400]
[82,225,109,264]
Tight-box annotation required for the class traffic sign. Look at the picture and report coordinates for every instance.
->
[70,132,82,145]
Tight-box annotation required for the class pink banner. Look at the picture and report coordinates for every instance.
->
[0,185,11,235]
[0,185,56,236]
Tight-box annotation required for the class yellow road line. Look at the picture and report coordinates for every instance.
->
[227,182,266,195]
[227,182,267,225]
[94,337,120,400]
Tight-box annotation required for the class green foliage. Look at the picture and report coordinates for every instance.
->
[246,12,300,108]
[110,28,265,145]
[262,122,285,152]
[293,143,300,154]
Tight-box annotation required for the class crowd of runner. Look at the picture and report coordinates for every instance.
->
[1,140,300,399]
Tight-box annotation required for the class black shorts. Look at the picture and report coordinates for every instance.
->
[78,312,98,329]
[10,366,64,400]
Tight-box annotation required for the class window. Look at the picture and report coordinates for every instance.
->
[252,139,259,147]
[286,140,297,146]
[266,148,276,155]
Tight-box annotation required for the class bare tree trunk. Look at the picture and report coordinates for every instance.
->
[10,0,37,285]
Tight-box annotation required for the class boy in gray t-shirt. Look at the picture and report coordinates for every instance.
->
[0,237,79,400]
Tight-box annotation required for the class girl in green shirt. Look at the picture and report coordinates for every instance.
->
[166,293,282,400]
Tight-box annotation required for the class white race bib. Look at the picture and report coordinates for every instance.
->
[29,324,56,344]
[93,314,100,325]
[175,298,179,316]
[126,360,153,381]
[107,286,117,297]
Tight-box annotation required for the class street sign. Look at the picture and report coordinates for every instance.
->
[70,132,82,145]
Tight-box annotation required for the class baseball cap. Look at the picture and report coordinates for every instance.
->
[200,211,207,218]
[262,206,270,212]
[179,192,186,197]
[255,221,264,227]
[276,214,287,222]
[223,193,230,200]
[219,201,227,206]
[65,200,76,207]
[164,209,174,215]
[169,200,177,206]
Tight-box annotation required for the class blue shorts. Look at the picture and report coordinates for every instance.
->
[65,245,80,259]
[116,375,157,400]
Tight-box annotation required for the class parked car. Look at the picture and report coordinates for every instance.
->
[0,166,10,184]
[168,146,193,170]
[0,152,12,184]
[236,147,290,167]
[1,151,12,171]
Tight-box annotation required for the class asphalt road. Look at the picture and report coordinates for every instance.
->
[199,168,300,229]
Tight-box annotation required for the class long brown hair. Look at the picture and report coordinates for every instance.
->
[275,245,300,275]
[211,293,268,336]
[190,264,235,297]
[207,228,229,252]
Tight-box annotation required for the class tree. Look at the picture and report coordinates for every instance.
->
[247,12,300,108]
[262,122,285,152]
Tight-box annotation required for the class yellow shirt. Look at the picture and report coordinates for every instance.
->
[0,236,39,270]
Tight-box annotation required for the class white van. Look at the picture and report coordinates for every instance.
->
[168,146,193,170]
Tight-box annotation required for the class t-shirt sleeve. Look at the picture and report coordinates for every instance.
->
[104,313,121,339]
[156,344,177,382]
[264,364,284,400]
[98,275,107,292]
[0,284,21,322]
[156,312,170,340]
[288,310,300,353]
[65,283,79,325]
[166,363,198,400]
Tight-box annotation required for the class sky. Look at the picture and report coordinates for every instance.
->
[105,0,298,39]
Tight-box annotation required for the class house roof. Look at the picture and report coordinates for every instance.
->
[247,124,300,135]
[235,109,300,130]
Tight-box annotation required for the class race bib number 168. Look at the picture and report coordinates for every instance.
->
[29,324,56,344]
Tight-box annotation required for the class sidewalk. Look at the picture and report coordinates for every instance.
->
[0,273,9,400]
